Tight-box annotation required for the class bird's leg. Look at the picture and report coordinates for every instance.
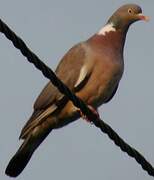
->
[77,105,100,124]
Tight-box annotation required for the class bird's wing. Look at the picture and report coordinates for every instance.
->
[20,42,93,138]
[34,43,92,110]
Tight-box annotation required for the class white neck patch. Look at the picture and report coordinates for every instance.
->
[97,23,116,36]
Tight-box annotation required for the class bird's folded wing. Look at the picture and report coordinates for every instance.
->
[20,42,93,139]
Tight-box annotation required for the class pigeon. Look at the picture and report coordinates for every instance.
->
[5,4,149,177]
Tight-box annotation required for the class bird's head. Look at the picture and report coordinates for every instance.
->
[107,4,149,31]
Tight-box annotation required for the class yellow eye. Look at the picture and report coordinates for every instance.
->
[128,8,133,14]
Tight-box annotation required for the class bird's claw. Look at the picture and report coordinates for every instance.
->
[77,105,99,124]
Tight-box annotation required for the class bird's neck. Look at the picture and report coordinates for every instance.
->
[87,23,129,55]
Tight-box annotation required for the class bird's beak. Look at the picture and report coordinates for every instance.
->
[137,13,150,22]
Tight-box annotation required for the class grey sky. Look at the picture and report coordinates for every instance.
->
[0,0,154,180]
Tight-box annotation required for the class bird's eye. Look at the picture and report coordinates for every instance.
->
[128,8,133,14]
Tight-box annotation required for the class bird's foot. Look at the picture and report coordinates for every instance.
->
[77,105,99,124]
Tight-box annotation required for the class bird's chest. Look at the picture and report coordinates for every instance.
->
[86,57,123,107]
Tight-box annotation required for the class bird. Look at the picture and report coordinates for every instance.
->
[5,4,149,177]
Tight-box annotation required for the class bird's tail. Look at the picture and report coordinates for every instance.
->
[5,128,52,177]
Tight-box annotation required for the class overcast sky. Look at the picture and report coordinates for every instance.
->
[0,0,154,180]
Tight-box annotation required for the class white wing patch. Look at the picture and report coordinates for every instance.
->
[97,23,116,36]
[75,65,88,88]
